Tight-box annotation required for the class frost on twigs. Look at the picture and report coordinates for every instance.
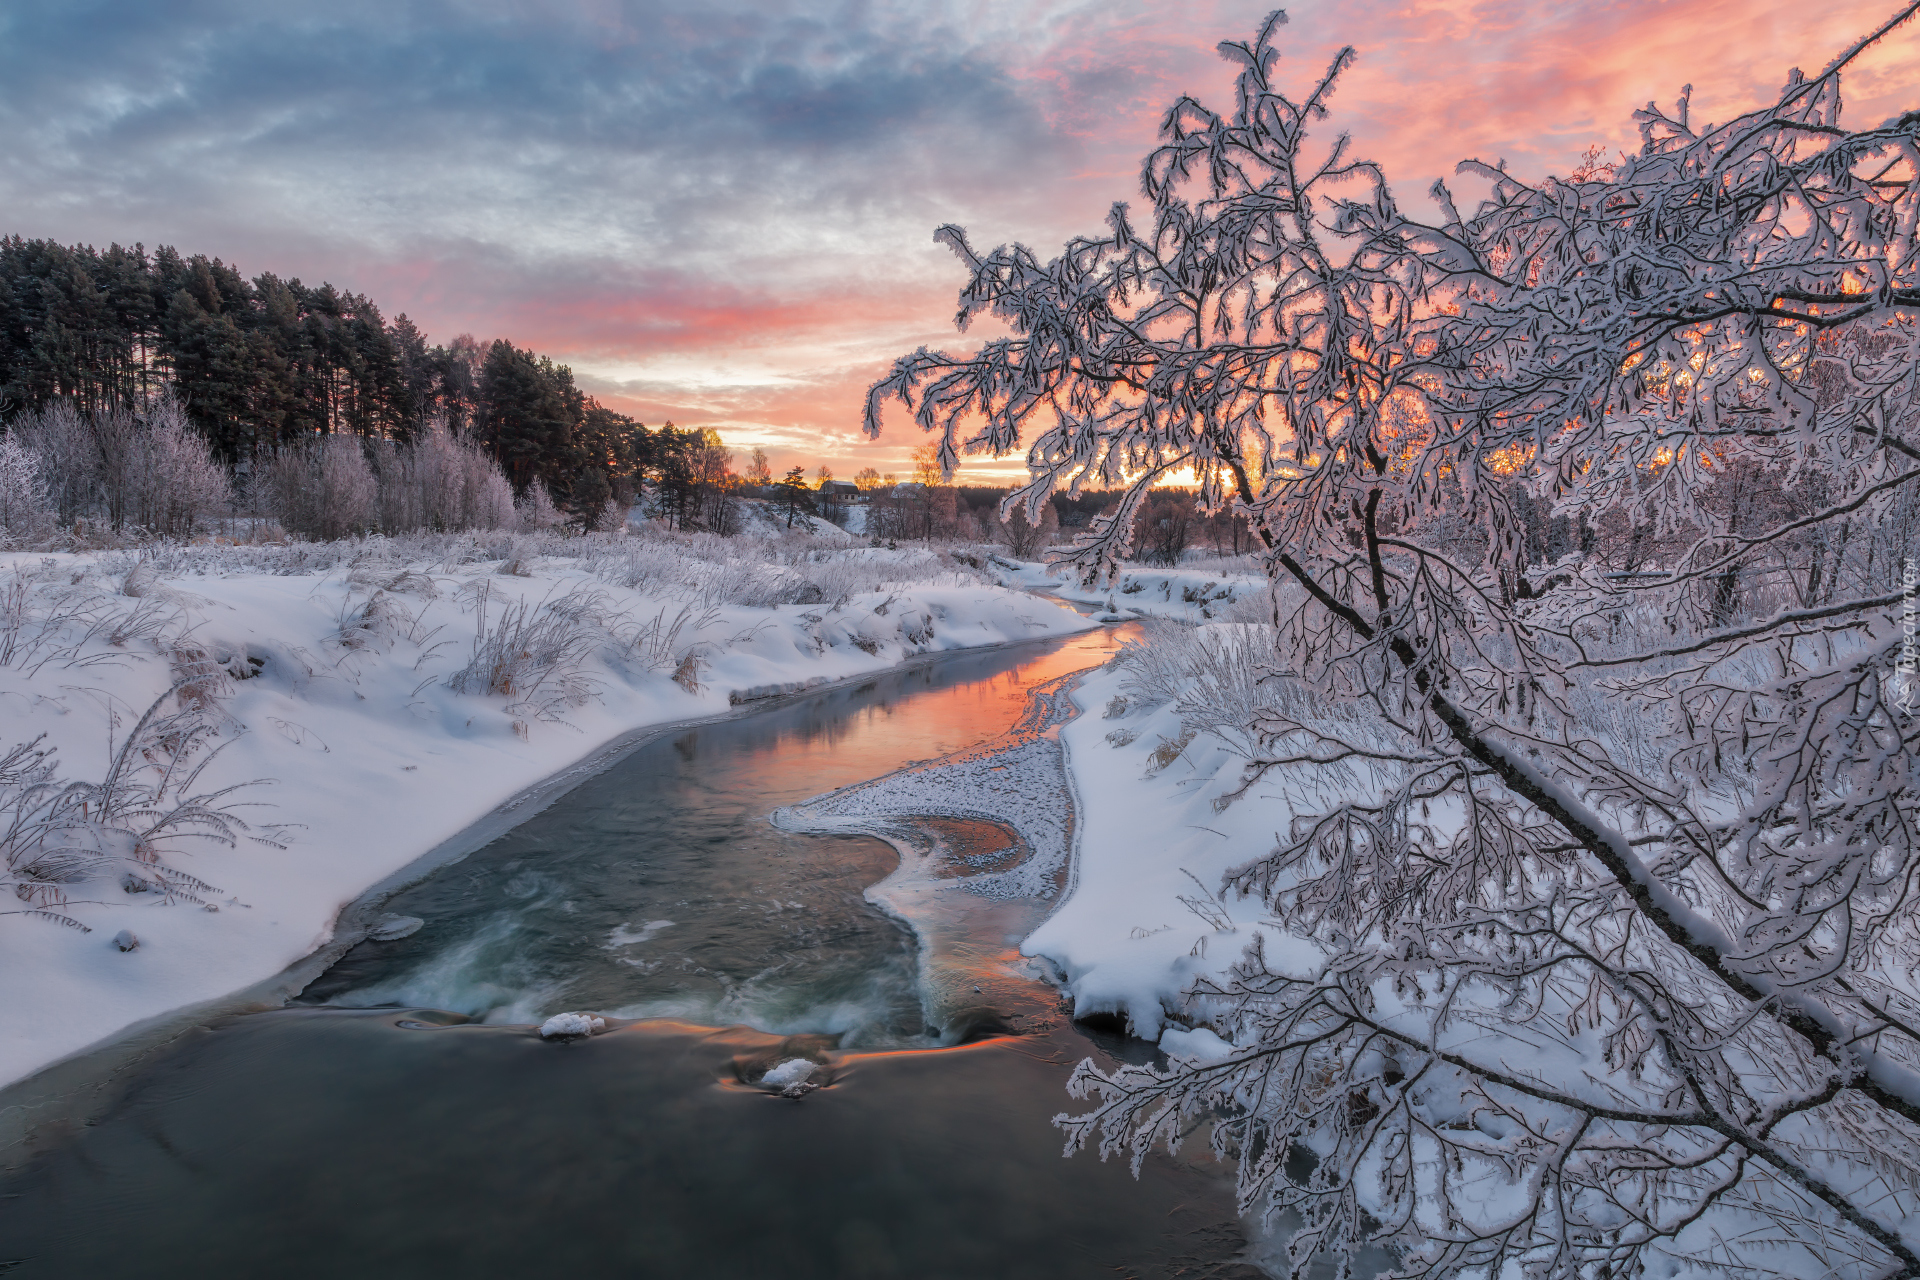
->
[880,4,1920,1273]
[2,686,268,931]
[448,582,605,724]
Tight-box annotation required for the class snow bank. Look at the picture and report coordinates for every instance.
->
[985,557,1269,625]
[0,535,1092,1090]
[1023,654,1323,1046]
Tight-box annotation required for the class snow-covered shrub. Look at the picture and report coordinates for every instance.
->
[2,692,263,929]
[371,420,518,533]
[84,404,142,531]
[6,396,227,537]
[124,399,232,538]
[263,436,377,541]
[9,401,99,526]
[515,482,566,533]
[0,435,55,545]
[447,584,605,724]
[332,568,445,654]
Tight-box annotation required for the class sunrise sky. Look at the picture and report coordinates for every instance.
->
[4,0,1916,481]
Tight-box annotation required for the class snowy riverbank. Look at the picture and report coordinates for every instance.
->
[0,534,1094,1091]
[1026,633,1311,1062]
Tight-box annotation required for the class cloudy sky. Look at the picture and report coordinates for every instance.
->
[4,0,1916,479]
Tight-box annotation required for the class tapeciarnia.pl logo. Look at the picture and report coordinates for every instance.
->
[1899,556,1918,714]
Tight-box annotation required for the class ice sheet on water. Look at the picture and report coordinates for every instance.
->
[775,674,1083,903]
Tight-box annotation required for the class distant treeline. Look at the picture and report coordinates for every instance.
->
[0,235,697,513]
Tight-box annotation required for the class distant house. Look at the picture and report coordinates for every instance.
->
[818,480,862,502]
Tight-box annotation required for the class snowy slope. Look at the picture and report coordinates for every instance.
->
[0,537,1093,1090]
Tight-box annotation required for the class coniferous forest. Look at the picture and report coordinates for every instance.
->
[0,235,658,513]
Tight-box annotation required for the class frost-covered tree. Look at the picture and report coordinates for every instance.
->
[5,395,228,537]
[0,434,54,545]
[872,6,1920,1276]
[263,435,379,541]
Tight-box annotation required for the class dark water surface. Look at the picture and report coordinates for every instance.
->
[0,630,1256,1279]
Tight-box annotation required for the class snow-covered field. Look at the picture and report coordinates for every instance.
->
[0,529,1093,1091]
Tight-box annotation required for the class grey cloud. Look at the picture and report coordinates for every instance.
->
[0,1,1071,266]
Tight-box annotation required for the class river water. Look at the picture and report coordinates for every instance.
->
[0,630,1258,1279]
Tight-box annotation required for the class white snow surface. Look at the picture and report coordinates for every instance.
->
[0,538,1092,1090]
[1023,658,1323,1045]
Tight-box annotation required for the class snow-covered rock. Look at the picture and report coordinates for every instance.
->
[537,1012,605,1040]
[759,1057,817,1087]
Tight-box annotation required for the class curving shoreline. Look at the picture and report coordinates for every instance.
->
[0,627,1105,1158]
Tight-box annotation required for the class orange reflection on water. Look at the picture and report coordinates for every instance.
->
[737,622,1132,795]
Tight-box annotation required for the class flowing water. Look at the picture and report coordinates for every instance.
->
[0,629,1262,1279]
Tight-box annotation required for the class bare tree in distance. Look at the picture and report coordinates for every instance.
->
[997,489,1058,558]
[870,5,1920,1276]
[745,446,773,488]
[910,441,942,488]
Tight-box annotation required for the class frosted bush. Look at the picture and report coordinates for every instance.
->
[10,402,98,525]
[125,399,232,537]
[375,420,519,534]
[2,691,264,930]
[515,483,566,532]
[0,435,54,545]
[5,396,227,537]
[263,436,377,541]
